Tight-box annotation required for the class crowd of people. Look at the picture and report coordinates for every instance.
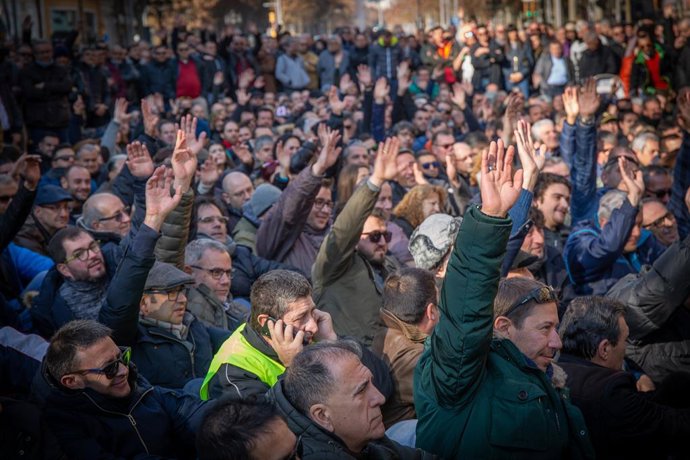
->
[3,6,690,458]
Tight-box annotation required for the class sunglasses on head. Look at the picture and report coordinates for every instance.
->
[362,230,392,243]
[503,286,557,318]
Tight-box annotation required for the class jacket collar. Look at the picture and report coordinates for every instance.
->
[491,338,567,389]
[242,324,282,363]
[379,308,428,343]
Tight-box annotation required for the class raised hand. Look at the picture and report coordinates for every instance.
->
[373,77,389,104]
[579,78,600,120]
[141,97,160,137]
[238,68,255,90]
[144,166,183,231]
[113,98,130,125]
[446,153,460,189]
[371,137,401,187]
[618,157,644,206]
[171,129,197,192]
[451,82,467,110]
[179,114,207,157]
[480,140,523,218]
[234,142,254,166]
[514,119,546,191]
[312,125,342,176]
[236,88,250,106]
[412,163,430,185]
[12,153,41,191]
[126,141,155,179]
[396,60,410,82]
[357,64,372,89]
[328,86,345,116]
[562,86,579,125]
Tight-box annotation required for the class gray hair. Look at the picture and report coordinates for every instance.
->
[531,119,554,142]
[249,270,312,331]
[598,189,631,221]
[283,339,362,415]
[80,192,119,228]
[344,140,367,158]
[185,239,230,266]
[254,135,274,152]
[560,296,626,360]
[107,154,127,173]
[77,143,99,157]
[631,132,658,154]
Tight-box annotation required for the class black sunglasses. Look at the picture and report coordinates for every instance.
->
[362,230,392,243]
[422,161,440,169]
[503,286,557,318]
[70,346,131,379]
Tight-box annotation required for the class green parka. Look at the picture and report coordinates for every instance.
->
[413,206,595,459]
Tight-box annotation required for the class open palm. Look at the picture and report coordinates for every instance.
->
[480,140,523,218]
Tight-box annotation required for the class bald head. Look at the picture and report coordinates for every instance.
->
[222,172,254,210]
[82,193,131,237]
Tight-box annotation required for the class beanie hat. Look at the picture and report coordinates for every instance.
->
[408,213,462,270]
[249,183,282,217]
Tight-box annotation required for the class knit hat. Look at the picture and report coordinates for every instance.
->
[408,213,462,270]
[248,183,282,217]
[35,185,73,206]
[144,262,195,291]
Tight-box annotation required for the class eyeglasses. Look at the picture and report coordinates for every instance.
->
[650,189,672,200]
[70,346,131,380]
[313,198,334,210]
[421,161,440,169]
[198,215,229,225]
[190,265,234,279]
[362,230,392,243]
[54,155,75,162]
[144,288,186,301]
[41,202,71,213]
[98,206,131,223]
[286,435,303,460]
[436,143,454,149]
[643,211,675,229]
[64,240,101,264]
[503,286,557,318]
[178,47,190,52]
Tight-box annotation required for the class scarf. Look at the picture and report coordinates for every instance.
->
[59,278,107,321]
[139,315,189,341]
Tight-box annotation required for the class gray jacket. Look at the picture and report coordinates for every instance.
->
[275,53,310,90]
[317,50,350,91]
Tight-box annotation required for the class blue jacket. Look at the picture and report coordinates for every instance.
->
[566,119,599,224]
[40,364,207,459]
[564,200,666,296]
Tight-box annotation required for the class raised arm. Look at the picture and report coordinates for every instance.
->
[99,166,182,346]
[420,140,521,408]
[670,90,690,239]
[312,137,398,285]
[570,80,600,224]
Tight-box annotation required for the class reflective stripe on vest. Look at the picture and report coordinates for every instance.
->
[199,323,285,400]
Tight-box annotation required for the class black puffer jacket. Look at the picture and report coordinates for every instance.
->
[607,232,690,383]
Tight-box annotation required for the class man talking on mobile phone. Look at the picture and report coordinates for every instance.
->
[199,269,393,402]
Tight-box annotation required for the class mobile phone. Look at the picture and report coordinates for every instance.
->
[261,317,310,345]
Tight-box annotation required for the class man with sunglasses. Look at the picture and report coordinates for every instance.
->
[313,138,401,345]
[414,140,594,459]
[40,320,208,459]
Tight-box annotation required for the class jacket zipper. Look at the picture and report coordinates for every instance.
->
[83,387,154,454]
